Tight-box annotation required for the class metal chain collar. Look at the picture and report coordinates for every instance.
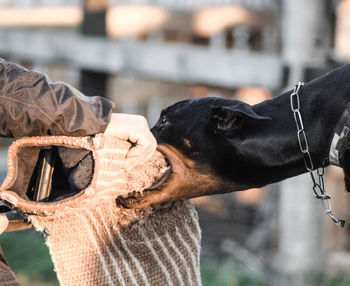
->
[290,82,345,228]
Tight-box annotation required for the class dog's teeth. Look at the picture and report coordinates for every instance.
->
[160,165,171,174]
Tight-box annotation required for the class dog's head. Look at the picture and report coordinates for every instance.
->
[120,97,278,208]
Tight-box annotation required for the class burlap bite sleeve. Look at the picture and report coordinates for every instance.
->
[0,135,202,286]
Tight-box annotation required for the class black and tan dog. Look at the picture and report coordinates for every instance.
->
[119,64,350,208]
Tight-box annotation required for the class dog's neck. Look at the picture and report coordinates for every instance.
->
[328,102,350,166]
[253,64,350,185]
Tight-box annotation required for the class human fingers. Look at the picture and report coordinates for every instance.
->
[104,113,157,160]
[126,130,157,159]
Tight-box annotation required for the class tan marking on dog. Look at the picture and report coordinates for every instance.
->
[183,138,192,149]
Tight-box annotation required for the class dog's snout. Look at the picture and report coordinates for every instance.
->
[150,126,159,140]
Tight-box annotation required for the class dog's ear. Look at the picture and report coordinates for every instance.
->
[208,103,271,136]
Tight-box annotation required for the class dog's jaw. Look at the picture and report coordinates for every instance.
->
[117,143,244,209]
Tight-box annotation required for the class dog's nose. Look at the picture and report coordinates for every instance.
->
[150,126,159,140]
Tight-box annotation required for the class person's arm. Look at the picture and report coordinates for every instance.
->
[0,59,114,137]
[0,59,156,159]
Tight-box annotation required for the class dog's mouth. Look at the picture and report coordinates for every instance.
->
[148,158,173,190]
[146,144,187,192]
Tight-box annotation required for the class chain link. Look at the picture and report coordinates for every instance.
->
[290,82,345,228]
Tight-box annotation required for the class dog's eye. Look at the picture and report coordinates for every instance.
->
[161,115,167,124]
[158,114,170,129]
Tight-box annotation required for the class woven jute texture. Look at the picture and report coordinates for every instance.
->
[25,135,202,286]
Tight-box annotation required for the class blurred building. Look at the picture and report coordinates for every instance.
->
[0,0,282,127]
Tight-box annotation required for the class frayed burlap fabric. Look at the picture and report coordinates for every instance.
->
[0,135,202,286]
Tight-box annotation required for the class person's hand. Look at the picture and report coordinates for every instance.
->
[104,113,157,161]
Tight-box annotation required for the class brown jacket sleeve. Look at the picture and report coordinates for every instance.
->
[0,59,115,137]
